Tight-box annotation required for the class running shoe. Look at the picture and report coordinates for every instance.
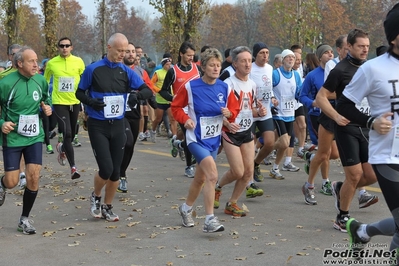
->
[246,183,264,198]
[304,143,317,152]
[19,174,27,190]
[296,149,304,158]
[149,130,156,143]
[72,136,81,147]
[282,162,300,172]
[117,177,128,193]
[90,192,102,218]
[333,213,350,232]
[71,166,81,180]
[346,218,369,254]
[177,204,195,227]
[302,183,317,205]
[303,151,312,175]
[262,157,272,165]
[358,192,378,209]
[46,144,54,154]
[144,130,151,139]
[56,142,67,166]
[18,216,36,235]
[214,187,222,209]
[58,133,63,143]
[254,165,264,182]
[269,150,277,159]
[320,181,333,196]
[101,204,119,222]
[203,216,224,233]
[269,168,284,180]
[0,180,6,206]
[224,202,246,217]
[167,130,173,138]
[184,166,195,178]
[331,181,343,213]
[49,131,56,139]
[170,138,178,157]
[138,132,145,141]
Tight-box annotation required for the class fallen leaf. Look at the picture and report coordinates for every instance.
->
[177,254,186,258]
[286,255,293,263]
[106,226,117,229]
[118,234,127,238]
[296,252,309,256]
[256,252,265,255]
[155,195,162,198]
[266,242,276,246]
[229,230,239,235]
[235,257,247,261]
[296,225,303,229]
[252,236,258,240]
[166,262,173,266]
[42,231,56,237]
[127,221,141,227]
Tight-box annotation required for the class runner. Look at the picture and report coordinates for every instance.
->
[44,37,85,179]
[173,48,239,232]
[0,47,52,234]
[76,33,153,222]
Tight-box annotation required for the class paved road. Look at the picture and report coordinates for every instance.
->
[0,131,392,266]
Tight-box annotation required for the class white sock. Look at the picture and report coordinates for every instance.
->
[298,147,304,152]
[310,154,315,161]
[357,224,370,241]
[182,203,192,212]
[359,189,366,197]
[205,214,214,223]
[284,157,291,165]
[19,172,25,178]
[273,163,279,170]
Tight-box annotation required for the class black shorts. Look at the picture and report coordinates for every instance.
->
[251,118,274,134]
[3,142,42,171]
[318,112,335,133]
[156,103,170,111]
[334,125,369,167]
[222,128,253,147]
[295,105,305,117]
[273,119,293,137]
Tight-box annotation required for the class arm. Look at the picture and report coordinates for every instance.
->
[159,68,175,101]
[315,87,349,126]
[150,72,161,93]
[170,86,190,125]
[299,77,316,109]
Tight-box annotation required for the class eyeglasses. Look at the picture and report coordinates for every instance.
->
[59,44,71,48]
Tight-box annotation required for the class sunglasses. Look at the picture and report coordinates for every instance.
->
[59,44,71,48]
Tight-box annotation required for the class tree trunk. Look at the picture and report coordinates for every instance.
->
[6,0,17,47]
[42,0,59,58]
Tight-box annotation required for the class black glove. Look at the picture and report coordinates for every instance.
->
[89,98,106,111]
[148,95,157,109]
[128,93,138,110]
[271,106,278,115]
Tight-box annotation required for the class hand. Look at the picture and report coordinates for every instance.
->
[227,122,240,134]
[184,119,195,129]
[373,112,393,135]
[127,93,138,110]
[2,121,16,134]
[40,101,52,116]
[89,98,106,111]
[221,107,231,118]
[258,106,267,117]
[334,114,350,126]
[312,100,319,108]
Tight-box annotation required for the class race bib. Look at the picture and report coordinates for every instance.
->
[257,87,272,104]
[200,115,223,139]
[391,125,399,159]
[103,95,124,118]
[18,114,39,137]
[235,109,253,132]
[58,77,75,92]
[281,95,295,116]
[355,98,371,116]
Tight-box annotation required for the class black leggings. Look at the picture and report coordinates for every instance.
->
[53,104,80,167]
[120,117,140,177]
[41,112,57,146]
[179,123,194,167]
[88,118,126,181]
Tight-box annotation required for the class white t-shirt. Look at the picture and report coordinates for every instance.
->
[249,62,273,120]
[324,57,340,81]
[343,53,399,164]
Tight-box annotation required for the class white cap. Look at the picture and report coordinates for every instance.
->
[281,49,295,59]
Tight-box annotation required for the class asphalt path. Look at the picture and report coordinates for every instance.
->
[0,130,392,266]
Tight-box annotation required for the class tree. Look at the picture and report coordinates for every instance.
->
[42,0,59,58]
[236,0,263,47]
[149,0,210,61]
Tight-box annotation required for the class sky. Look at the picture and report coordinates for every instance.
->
[30,0,237,19]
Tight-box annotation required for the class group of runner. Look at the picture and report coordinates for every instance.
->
[0,4,398,263]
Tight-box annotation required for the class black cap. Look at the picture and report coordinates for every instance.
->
[253,42,268,58]
[384,3,399,43]
[224,48,231,58]
[163,53,172,59]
